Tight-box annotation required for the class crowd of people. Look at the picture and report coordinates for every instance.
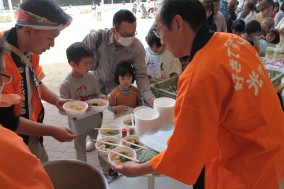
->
[1,0,284,188]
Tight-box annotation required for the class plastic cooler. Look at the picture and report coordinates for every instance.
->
[151,77,178,99]
[266,69,284,87]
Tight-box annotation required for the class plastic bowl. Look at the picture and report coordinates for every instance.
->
[63,101,88,117]
[95,137,121,157]
[108,146,137,167]
[99,124,122,138]
[121,135,144,152]
[120,114,135,135]
[87,98,109,112]
[134,108,160,135]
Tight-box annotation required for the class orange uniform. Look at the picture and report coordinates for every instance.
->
[151,32,284,188]
[0,125,53,189]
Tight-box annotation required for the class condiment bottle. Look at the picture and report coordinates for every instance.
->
[122,128,127,137]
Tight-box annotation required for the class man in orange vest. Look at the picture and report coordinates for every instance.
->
[0,0,74,163]
[115,0,284,188]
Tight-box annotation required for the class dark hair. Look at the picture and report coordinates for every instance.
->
[20,0,72,25]
[159,0,206,31]
[245,37,254,46]
[202,0,215,25]
[146,25,162,48]
[256,0,274,12]
[66,42,93,65]
[244,20,261,34]
[268,29,280,44]
[231,19,245,33]
[113,9,136,29]
[114,61,135,84]
[228,0,239,10]
[280,2,284,12]
[239,1,255,19]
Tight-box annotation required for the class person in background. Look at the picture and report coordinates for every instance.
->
[82,9,155,177]
[220,0,230,22]
[231,19,245,36]
[91,1,96,18]
[255,0,275,36]
[115,1,284,188]
[275,2,284,26]
[0,38,54,189]
[227,0,239,33]
[242,20,261,53]
[259,28,280,56]
[275,16,284,49]
[96,3,102,21]
[237,0,256,24]
[107,62,141,118]
[132,3,138,16]
[145,25,182,83]
[212,0,227,32]
[60,42,105,162]
[202,0,217,31]
[0,0,74,163]
[271,1,279,19]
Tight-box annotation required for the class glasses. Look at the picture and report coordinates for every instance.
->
[0,73,11,88]
[116,29,138,38]
[153,24,166,38]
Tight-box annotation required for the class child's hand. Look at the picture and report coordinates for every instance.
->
[114,105,128,115]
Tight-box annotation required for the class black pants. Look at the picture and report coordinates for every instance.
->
[193,167,205,189]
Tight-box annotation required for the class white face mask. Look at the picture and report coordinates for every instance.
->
[115,35,135,46]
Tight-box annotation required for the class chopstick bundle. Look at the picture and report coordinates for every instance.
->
[94,128,121,130]
[118,138,147,149]
[108,149,139,162]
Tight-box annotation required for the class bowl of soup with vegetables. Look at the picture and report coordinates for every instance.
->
[108,146,137,167]
[99,124,122,138]
[63,101,88,117]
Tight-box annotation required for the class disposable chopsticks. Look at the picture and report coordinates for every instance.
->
[108,149,139,162]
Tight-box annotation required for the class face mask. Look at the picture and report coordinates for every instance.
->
[115,35,135,46]
[0,94,21,107]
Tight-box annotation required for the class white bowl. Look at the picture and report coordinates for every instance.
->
[63,101,88,117]
[87,98,109,112]
[154,97,175,124]
[120,114,135,135]
[99,124,122,138]
[108,146,137,167]
[133,106,149,114]
[95,137,121,157]
[121,135,144,152]
[134,108,160,135]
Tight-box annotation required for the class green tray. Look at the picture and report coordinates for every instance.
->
[151,77,178,99]
[266,69,284,87]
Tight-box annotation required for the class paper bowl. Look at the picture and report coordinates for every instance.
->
[87,98,109,112]
[120,114,135,135]
[134,108,160,135]
[63,101,88,117]
[133,106,149,114]
[108,146,137,167]
[99,124,122,138]
[95,137,121,157]
[121,135,144,152]
[154,97,175,124]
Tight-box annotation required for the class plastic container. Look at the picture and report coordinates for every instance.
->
[266,68,284,87]
[151,77,178,99]
[265,47,275,63]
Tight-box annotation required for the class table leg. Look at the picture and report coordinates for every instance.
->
[148,176,155,189]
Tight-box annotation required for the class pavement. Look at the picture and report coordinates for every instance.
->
[42,101,115,170]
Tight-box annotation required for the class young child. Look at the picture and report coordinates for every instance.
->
[107,61,142,118]
[60,42,106,162]
[241,20,261,54]
[231,19,245,36]
[259,29,280,57]
[145,25,182,83]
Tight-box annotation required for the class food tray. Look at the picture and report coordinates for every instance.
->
[266,69,284,87]
[151,77,178,99]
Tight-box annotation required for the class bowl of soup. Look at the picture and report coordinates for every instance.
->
[108,146,137,167]
[87,98,109,112]
[63,100,88,117]
[121,135,144,152]
[95,136,121,156]
[99,124,122,138]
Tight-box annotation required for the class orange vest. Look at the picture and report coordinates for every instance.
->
[3,53,44,122]
[151,33,284,189]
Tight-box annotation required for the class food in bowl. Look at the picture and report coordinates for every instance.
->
[87,98,109,112]
[95,137,120,156]
[108,147,137,167]
[122,135,144,151]
[63,101,88,117]
[99,124,121,138]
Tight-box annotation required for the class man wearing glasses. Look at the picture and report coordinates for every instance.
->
[115,0,284,188]
[0,0,75,163]
[83,9,155,157]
